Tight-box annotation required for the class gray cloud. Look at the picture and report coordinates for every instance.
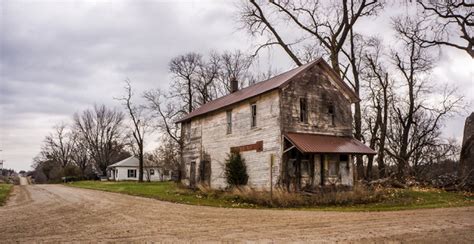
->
[1,0,472,171]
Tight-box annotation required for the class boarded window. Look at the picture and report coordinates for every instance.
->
[226,110,232,134]
[127,169,137,178]
[251,103,257,128]
[300,97,308,123]
[328,103,335,126]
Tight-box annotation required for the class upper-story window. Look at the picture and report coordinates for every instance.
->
[251,103,257,128]
[328,103,335,126]
[226,110,232,134]
[299,97,308,123]
[184,122,191,139]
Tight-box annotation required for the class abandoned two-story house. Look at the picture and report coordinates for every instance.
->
[177,58,376,191]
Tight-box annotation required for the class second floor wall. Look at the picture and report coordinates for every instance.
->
[280,64,353,136]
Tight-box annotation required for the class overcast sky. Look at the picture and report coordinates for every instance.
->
[1,0,473,171]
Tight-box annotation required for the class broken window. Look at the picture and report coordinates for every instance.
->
[251,103,257,128]
[340,154,349,169]
[300,97,308,123]
[328,103,336,126]
[226,110,232,134]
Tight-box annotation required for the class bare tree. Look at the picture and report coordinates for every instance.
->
[416,0,473,58]
[144,89,184,179]
[73,105,126,176]
[117,80,149,182]
[361,38,393,179]
[169,51,254,110]
[169,53,202,113]
[217,50,254,94]
[70,129,90,177]
[194,53,221,105]
[149,135,180,180]
[386,16,465,181]
[240,0,383,179]
[240,0,382,74]
[42,123,74,169]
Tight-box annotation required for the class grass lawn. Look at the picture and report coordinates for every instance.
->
[69,181,238,208]
[0,184,13,206]
[68,181,474,211]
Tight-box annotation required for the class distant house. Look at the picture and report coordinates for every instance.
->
[107,156,171,181]
[177,59,376,190]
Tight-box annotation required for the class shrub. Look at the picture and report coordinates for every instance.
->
[224,153,249,187]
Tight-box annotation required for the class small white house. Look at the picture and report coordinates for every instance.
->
[107,156,171,181]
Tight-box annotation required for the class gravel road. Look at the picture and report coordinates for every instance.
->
[1,184,473,243]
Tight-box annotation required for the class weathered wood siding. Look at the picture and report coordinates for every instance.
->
[182,90,281,189]
[280,65,355,187]
[280,65,352,136]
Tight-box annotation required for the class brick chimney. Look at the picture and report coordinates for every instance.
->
[230,77,238,93]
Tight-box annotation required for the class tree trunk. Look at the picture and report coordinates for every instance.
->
[366,155,374,181]
[138,144,144,182]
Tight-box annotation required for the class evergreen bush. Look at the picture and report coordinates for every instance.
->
[224,152,249,186]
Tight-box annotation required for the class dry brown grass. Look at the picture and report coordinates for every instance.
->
[223,185,387,208]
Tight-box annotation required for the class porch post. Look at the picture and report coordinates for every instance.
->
[320,154,325,186]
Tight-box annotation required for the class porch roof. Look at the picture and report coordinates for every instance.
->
[284,133,376,155]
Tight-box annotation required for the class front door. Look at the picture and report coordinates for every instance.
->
[190,161,196,188]
[199,160,211,186]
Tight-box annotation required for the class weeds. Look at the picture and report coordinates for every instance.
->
[224,185,387,208]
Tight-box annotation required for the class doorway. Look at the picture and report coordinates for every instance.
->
[199,160,211,186]
[190,161,196,188]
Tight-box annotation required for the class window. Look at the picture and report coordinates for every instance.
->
[301,160,309,176]
[300,97,308,123]
[340,155,349,162]
[326,155,339,177]
[340,154,349,169]
[226,110,232,134]
[251,103,257,128]
[184,122,191,139]
[127,169,137,178]
[328,161,339,177]
[150,169,155,175]
[328,103,335,126]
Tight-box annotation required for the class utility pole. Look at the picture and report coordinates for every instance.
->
[270,154,274,204]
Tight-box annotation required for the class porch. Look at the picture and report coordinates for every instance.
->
[282,133,376,191]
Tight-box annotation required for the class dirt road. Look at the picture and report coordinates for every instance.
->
[18,176,29,186]
[1,185,473,243]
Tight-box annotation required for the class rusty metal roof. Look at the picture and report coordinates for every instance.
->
[176,58,359,123]
[285,132,376,155]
